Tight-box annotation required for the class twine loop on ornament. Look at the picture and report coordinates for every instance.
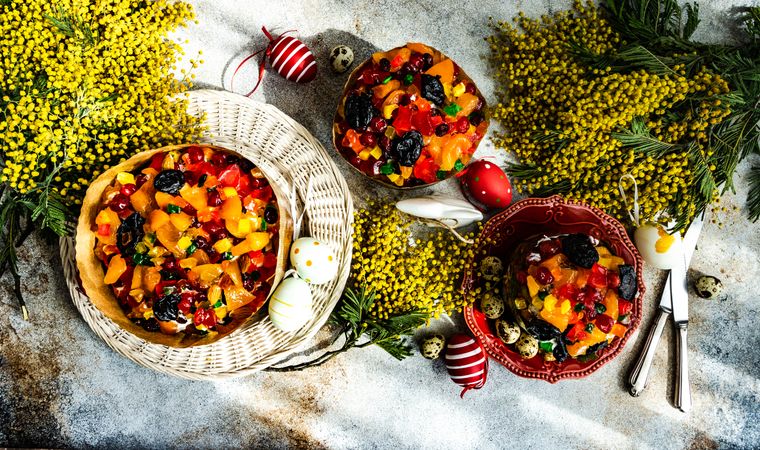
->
[618,174,640,227]
[418,218,475,244]
[459,357,488,398]
[231,26,297,96]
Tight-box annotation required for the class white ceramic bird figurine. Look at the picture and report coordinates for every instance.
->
[396,196,483,228]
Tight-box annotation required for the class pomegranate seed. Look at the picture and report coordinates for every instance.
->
[378,135,392,152]
[409,54,424,70]
[595,314,614,333]
[135,174,148,188]
[207,189,222,206]
[109,193,130,212]
[211,153,227,167]
[538,239,561,259]
[360,132,377,147]
[120,183,137,197]
[181,204,197,216]
[456,116,470,134]
[194,236,210,250]
[369,116,387,133]
[421,53,433,70]
[535,266,554,285]
[465,83,476,94]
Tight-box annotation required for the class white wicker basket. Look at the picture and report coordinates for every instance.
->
[59,89,354,379]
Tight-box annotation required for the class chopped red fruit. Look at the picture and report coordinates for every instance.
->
[566,322,588,342]
[556,283,580,301]
[619,299,633,316]
[392,106,413,133]
[187,146,205,164]
[149,153,165,171]
[595,314,615,333]
[411,110,435,136]
[97,223,111,236]
[413,157,439,184]
[607,272,621,289]
[587,263,608,288]
[193,307,217,328]
[218,164,241,187]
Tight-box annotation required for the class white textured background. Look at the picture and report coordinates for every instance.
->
[1,0,759,448]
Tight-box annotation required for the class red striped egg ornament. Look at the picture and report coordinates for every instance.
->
[445,334,488,398]
[265,28,317,84]
[232,26,317,96]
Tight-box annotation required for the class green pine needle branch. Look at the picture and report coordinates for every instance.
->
[266,287,428,371]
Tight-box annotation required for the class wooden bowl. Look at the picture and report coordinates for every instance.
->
[75,144,292,348]
[462,195,645,383]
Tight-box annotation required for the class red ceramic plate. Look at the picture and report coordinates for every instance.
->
[463,195,645,383]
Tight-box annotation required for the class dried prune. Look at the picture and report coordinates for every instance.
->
[618,264,637,300]
[143,318,160,332]
[552,337,569,363]
[264,205,278,224]
[526,319,561,341]
[587,341,608,357]
[391,131,423,166]
[561,234,599,268]
[345,93,373,129]
[420,74,445,106]
[153,169,184,195]
[116,212,145,256]
[153,293,180,322]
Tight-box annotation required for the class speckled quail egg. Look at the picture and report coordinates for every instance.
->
[420,334,446,359]
[329,45,354,73]
[515,333,539,359]
[694,275,723,299]
[480,256,503,280]
[480,292,505,319]
[495,319,520,345]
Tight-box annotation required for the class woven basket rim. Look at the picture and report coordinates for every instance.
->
[61,89,354,379]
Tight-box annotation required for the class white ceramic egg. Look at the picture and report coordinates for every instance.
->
[634,223,684,269]
[269,277,313,332]
[290,237,338,284]
[395,195,483,228]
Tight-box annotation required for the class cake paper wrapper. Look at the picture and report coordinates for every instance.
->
[76,144,292,348]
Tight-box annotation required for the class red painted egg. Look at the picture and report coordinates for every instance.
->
[445,333,488,397]
[461,160,512,209]
[267,34,317,84]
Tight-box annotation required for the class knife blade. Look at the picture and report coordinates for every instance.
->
[666,215,704,313]
[628,215,704,397]
[672,216,702,413]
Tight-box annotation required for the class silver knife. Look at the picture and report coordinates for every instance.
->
[628,215,703,398]
[671,217,700,412]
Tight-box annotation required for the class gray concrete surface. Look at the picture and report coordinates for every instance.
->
[2,0,760,448]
